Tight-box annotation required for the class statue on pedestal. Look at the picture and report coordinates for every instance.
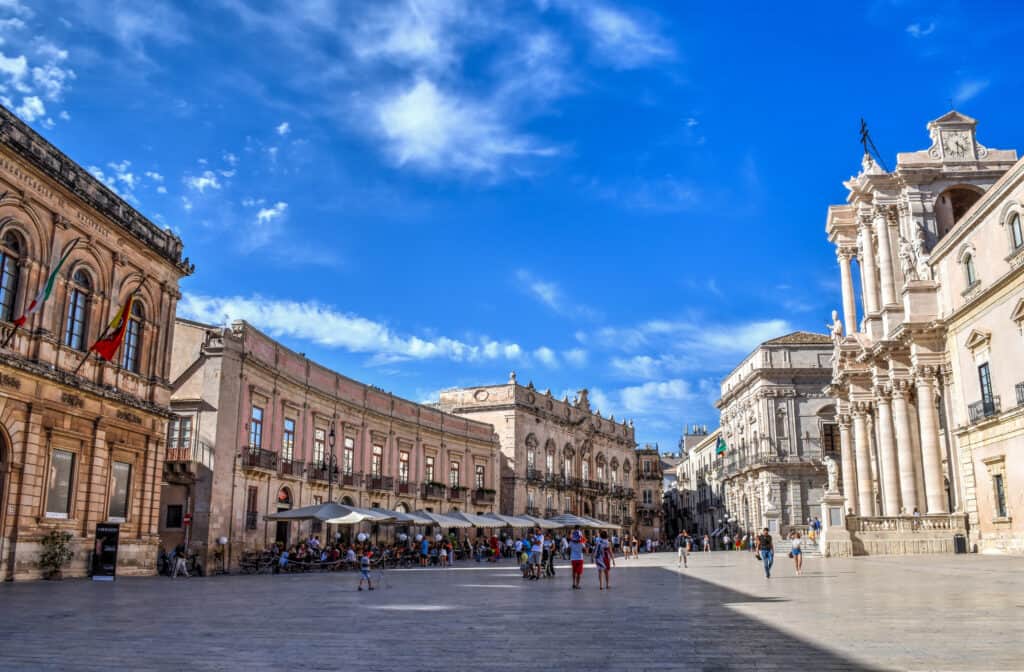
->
[823,455,839,493]
[912,223,932,281]
[828,310,843,344]
[898,235,919,282]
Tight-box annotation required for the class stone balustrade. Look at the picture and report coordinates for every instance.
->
[843,513,967,555]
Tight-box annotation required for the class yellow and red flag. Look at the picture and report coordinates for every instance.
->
[89,294,136,362]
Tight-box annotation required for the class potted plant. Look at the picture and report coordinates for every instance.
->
[39,530,74,580]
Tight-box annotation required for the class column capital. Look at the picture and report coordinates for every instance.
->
[892,379,915,397]
[851,400,873,415]
[912,365,939,383]
[872,202,899,224]
[873,385,892,401]
[836,414,852,429]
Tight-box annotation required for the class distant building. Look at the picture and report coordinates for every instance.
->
[438,373,637,534]
[717,332,836,538]
[635,444,664,541]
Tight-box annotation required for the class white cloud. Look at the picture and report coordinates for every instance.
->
[241,197,266,207]
[178,293,531,365]
[14,94,43,121]
[620,379,695,415]
[375,78,558,175]
[256,201,287,226]
[906,22,935,38]
[563,348,587,366]
[348,0,475,72]
[534,346,558,367]
[575,4,675,70]
[181,196,193,212]
[58,110,70,121]
[275,121,290,135]
[0,51,26,80]
[219,169,236,178]
[611,355,660,380]
[515,269,597,319]
[156,185,167,194]
[0,1,34,19]
[953,79,989,105]
[184,170,222,193]
[223,151,238,166]
[145,171,164,182]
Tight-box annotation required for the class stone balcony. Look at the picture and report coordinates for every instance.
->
[164,441,215,484]
[472,489,496,504]
[366,475,395,492]
[241,446,277,472]
[421,482,446,500]
[968,396,1001,424]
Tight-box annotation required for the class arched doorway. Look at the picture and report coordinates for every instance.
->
[341,496,354,506]
[275,487,292,546]
[395,502,409,513]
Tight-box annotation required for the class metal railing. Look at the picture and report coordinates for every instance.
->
[245,511,258,530]
[279,458,304,477]
[472,489,496,504]
[396,481,414,495]
[307,465,332,482]
[366,475,394,491]
[241,446,277,470]
[968,396,1001,423]
[341,471,361,487]
[447,486,466,501]
[422,482,446,499]
[525,507,540,517]
[526,468,544,483]
[166,440,216,472]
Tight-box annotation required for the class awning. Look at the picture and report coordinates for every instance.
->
[519,515,560,530]
[481,513,535,528]
[263,502,354,522]
[547,513,600,529]
[413,510,473,529]
[578,515,615,529]
[323,506,396,525]
[445,511,498,527]
[375,509,434,526]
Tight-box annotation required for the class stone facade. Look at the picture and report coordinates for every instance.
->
[716,332,836,538]
[825,111,1020,553]
[670,428,722,541]
[0,104,192,580]
[164,319,500,571]
[438,373,637,535]
[634,445,664,541]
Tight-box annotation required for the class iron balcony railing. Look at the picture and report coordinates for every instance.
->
[241,446,277,471]
[447,486,466,501]
[525,507,540,517]
[396,481,414,495]
[526,468,544,483]
[307,464,334,483]
[968,396,1001,423]
[166,440,216,472]
[341,471,361,487]
[366,475,394,492]
[472,489,496,504]
[279,458,304,477]
[422,482,446,500]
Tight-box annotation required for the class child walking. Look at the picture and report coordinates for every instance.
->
[358,551,374,591]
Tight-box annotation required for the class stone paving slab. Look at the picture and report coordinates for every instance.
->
[0,551,1021,671]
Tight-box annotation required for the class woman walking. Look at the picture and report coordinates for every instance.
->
[789,532,803,576]
[594,530,614,590]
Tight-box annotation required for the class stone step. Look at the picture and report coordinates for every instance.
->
[785,540,822,557]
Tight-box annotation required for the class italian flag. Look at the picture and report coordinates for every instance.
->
[716,436,727,455]
[12,238,80,328]
[90,293,137,362]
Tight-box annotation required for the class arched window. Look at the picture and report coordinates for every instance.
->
[964,253,977,286]
[1010,213,1024,251]
[0,232,20,321]
[64,269,92,350]
[121,300,144,372]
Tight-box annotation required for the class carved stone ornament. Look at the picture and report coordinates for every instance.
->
[898,235,920,282]
[823,454,839,493]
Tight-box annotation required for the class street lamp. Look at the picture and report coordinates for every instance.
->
[326,427,338,504]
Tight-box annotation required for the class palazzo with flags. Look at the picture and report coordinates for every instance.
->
[0,105,193,580]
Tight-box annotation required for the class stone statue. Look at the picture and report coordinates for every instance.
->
[912,223,932,281]
[760,472,777,511]
[823,455,839,493]
[898,235,919,282]
[828,310,843,344]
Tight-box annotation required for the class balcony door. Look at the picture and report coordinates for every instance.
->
[978,363,994,414]
[275,487,292,546]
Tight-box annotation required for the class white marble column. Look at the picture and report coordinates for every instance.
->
[915,369,948,514]
[838,415,857,513]
[891,383,920,512]
[874,207,898,306]
[858,221,880,315]
[852,404,875,516]
[874,388,901,516]
[837,248,858,335]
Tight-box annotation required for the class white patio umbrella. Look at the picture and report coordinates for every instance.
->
[263,501,353,522]
[445,511,497,527]
[322,506,396,525]
[547,513,600,529]
[519,515,560,530]
[481,513,535,528]
[414,510,473,529]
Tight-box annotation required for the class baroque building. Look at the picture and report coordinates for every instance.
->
[826,111,1023,554]
[0,105,192,580]
[716,332,836,538]
[438,374,637,534]
[164,319,500,570]
[671,428,723,542]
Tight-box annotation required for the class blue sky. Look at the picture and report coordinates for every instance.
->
[4,1,1023,452]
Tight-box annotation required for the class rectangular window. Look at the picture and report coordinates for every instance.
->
[978,363,994,411]
[371,445,383,477]
[994,474,1007,518]
[168,418,178,450]
[107,461,132,521]
[165,504,183,529]
[245,486,258,529]
[597,464,605,481]
[527,448,535,470]
[643,460,651,473]
[545,453,553,474]
[121,316,142,372]
[64,289,88,350]
[343,437,354,475]
[643,489,652,504]
[0,249,17,321]
[527,492,535,509]
[582,461,589,480]
[46,449,75,518]
[399,451,410,484]
[425,455,435,483]
[313,428,326,466]
[174,417,192,450]
[475,464,485,489]
[449,460,460,488]
[282,418,295,461]
[249,406,263,449]
[564,456,571,475]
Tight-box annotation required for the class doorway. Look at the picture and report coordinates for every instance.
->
[275,487,292,546]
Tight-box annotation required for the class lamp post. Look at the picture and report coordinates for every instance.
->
[326,427,338,504]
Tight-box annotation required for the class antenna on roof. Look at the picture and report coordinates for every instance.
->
[859,118,891,172]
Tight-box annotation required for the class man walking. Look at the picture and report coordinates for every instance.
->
[676,531,690,568]
[568,527,585,590]
[755,527,774,579]
[530,527,544,580]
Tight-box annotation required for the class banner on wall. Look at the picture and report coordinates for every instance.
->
[91,522,120,582]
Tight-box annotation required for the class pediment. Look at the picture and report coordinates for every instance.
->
[929,110,977,128]
[1011,298,1024,324]
[964,328,991,352]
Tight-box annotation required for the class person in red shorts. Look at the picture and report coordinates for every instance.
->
[568,527,586,590]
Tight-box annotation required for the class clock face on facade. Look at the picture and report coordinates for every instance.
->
[942,130,972,160]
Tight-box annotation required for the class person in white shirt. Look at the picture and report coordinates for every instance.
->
[530,529,544,580]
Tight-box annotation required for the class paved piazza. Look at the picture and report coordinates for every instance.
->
[1,552,1021,671]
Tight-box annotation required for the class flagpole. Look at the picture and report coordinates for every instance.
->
[2,237,81,349]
